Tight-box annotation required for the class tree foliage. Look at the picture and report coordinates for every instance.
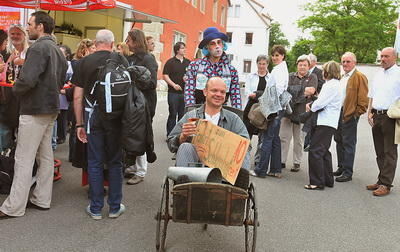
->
[286,39,314,72]
[298,0,399,63]
[268,22,290,54]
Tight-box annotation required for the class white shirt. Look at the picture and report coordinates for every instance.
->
[244,72,270,105]
[311,79,342,129]
[340,68,356,104]
[268,61,288,96]
[368,64,400,110]
[309,66,316,74]
[205,112,220,125]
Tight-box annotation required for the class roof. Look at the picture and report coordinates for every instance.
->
[246,0,272,27]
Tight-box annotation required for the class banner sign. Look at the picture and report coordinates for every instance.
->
[0,7,20,31]
[192,120,250,185]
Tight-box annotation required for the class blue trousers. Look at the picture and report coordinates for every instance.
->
[87,108,123,214]
[254,116,282,176]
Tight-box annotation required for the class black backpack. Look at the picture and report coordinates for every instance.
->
[0,147,37,194]
[90,52,131,119]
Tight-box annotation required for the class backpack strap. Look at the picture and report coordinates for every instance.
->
[84,97,97,134]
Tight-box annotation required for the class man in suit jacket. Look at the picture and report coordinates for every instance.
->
[333,52,368,182]
[308,53,324,93]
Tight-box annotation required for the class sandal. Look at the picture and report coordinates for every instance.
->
[304,184,324,190]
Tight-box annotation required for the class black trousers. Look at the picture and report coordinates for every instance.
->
[334,112,360,177]
[308,125,336,187]
[57,110,68,141]
[372,113,398,187]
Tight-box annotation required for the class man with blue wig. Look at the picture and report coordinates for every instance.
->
[184,27,242,109]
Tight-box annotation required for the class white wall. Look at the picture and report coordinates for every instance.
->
[226,0,270,83]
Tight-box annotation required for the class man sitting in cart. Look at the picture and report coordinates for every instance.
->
[167,77,250,175]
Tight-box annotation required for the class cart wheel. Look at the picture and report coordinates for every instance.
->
[245,183,258,252]
[156,177,170,251]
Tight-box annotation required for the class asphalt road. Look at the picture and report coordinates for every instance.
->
[1,92,400,251]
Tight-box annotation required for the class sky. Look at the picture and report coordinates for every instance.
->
[261,0,311,46]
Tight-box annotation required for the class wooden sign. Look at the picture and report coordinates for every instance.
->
[192,120,250,185]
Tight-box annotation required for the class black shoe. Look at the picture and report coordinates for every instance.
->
[335,175,352,182]
[26,201,50,211]
[333,169,343,176]
[281,163,286,169]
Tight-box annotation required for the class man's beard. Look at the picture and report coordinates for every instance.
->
[28,34,38,40]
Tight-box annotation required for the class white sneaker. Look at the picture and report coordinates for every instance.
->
[109,204,126,218]
[249,170,257,177]
[86,205,102,220]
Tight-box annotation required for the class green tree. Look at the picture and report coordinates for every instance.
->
[268,22,290,54]
[268,22,290,71]
[287,38,314,72]
[298,0,399,63]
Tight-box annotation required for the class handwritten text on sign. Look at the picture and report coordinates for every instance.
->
[192,120,250,184]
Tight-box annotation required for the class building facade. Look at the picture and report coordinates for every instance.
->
[225,0,271,82]
[132,0,230,74]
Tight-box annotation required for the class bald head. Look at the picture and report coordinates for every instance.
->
[203,77,227,109]
[205,77,227,91]
[380,47,397,70]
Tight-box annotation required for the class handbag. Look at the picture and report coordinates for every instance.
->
[248,103,268,130]
[387,99,400,119]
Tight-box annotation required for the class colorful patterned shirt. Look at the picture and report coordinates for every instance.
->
[184,53,242,109]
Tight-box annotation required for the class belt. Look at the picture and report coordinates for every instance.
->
[372,109,388,115]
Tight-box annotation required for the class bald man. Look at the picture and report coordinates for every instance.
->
[167,77,250,182]
[367,47,400,196]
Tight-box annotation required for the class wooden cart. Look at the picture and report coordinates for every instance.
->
[155,177,258,251]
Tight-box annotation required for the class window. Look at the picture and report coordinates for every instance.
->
[172,31,187,56]
[228,6,234,17]
[245,33,253,45]
[234,4,240,18]
[200,0,206,13]
[226,32,232,43]
[220,6,226,26]
[192,0,197,8]
[243,60,252,73]
[212,0,218,22]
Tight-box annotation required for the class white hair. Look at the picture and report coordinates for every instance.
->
[342,52,357,62]
[95,29,114,45]
[296,54,310,65]
[308,53,317,63]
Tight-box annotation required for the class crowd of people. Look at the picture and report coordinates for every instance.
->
[0,11,399,221]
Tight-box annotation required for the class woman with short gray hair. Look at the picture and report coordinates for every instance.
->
[280,55,317,172]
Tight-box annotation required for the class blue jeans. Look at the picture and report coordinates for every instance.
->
[87,107,123,214]
[334,114,359,177]
[0,121,12,151]
[51,120,57,151]
[166,92,185,136]
[254,115,282,176]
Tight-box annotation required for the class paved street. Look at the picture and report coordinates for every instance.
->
[1,92,400,251]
